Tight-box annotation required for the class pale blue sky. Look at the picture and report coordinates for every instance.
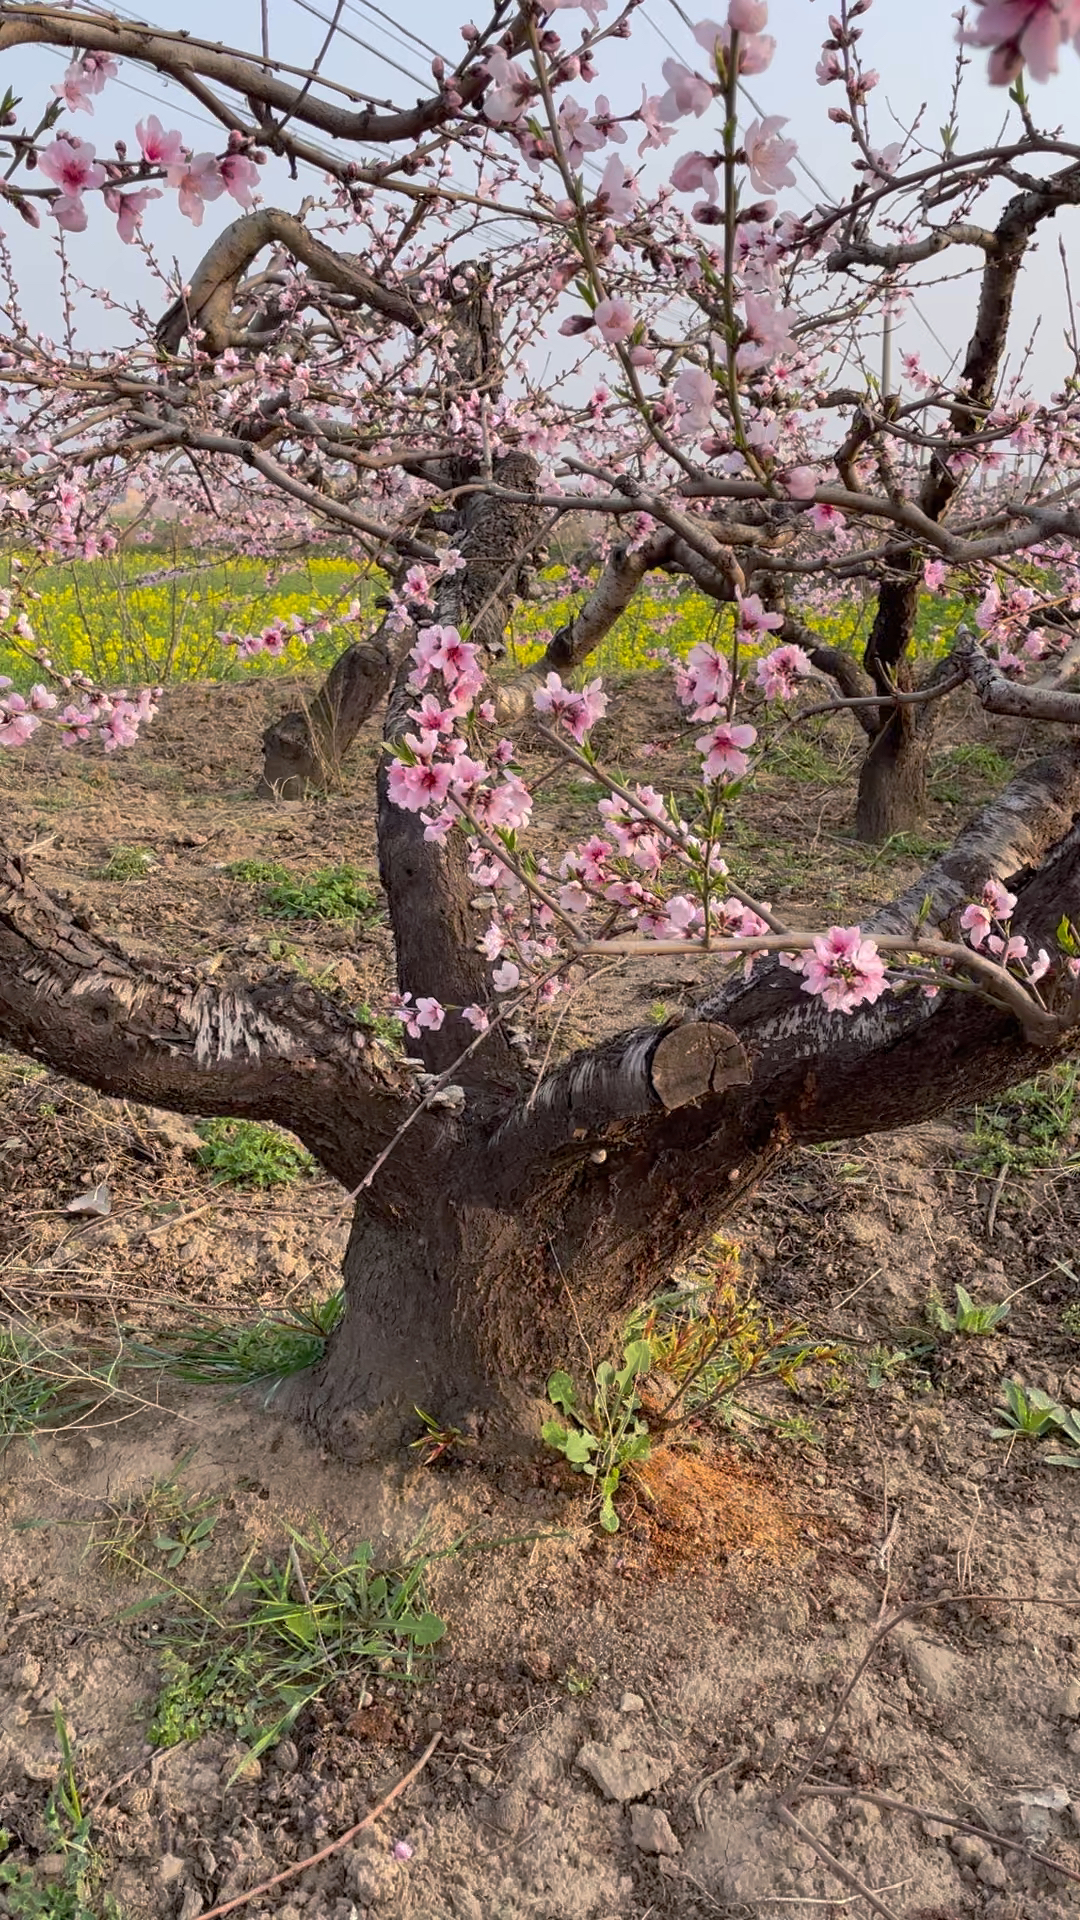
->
[3,0,1078,394]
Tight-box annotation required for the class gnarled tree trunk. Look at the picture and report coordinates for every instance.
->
[7,747,1080,1460]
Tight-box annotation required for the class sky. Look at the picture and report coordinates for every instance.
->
[3,0,1079,398]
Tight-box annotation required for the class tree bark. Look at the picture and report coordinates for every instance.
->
[0,845,434,1195]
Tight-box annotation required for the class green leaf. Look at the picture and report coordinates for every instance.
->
[563,1428,597,1466]
[1045,1452,1080,1468]
[546,1370,577,1416]
[541,1417,572,1454]
[408,1611,447,1646]
[954,1286,975,1319]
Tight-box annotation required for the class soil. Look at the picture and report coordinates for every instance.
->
[3,672,1080,1920]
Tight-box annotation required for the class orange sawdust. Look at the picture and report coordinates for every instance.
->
[632,1445,809,1575]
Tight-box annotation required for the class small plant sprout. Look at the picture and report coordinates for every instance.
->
[991,1384,1080,1468]
[96,1452,220,1576]
[0,1709,118,1919]
[542,1340,653,1532]
[929,1285,1011,1336]
[410,1407,472,1466]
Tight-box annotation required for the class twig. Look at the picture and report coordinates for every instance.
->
[790,1785,1080,1886]
[690,1752,748,1829]
[145,1202,214,1243]
[783,1592,1079,1800]
[986,1164,1008,1237]
[774,1804,903,1920]
[195,1734,441,1920]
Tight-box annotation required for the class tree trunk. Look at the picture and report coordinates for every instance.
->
[855,703,929,842]
[258,628,394,799]
[8,750,1080,1463]
[285,746,1080,1457]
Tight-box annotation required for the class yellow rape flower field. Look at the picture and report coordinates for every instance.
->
[0,549,963,694]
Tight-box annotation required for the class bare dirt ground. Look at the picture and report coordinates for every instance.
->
[2,674,1080,1920]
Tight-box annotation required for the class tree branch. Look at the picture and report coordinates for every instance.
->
[0,844,433,1194]
[826,224,998,272]
[156,208,425,354]
[376,452,543,1082]
[955,629,1080,724]
[0,5,521,148]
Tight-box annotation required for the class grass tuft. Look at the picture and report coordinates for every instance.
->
[195,1118,315,1188]
[146,1526,444,1772]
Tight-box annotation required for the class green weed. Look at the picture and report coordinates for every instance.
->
[991,1380,1080,1451]
[226,860,380,925]
[543,1339,653,1533]
[145,1526,444,1773]
[967,1062,1080,1175]
[865,1341,935,1391]
[633,1244,839,1437]
[0,1711,119,1920]
[96,845,155,881]
[410,1408,473,1467]
[0,1329,91,1454]
[126,1292,344,1404]
[353,999,405,1047]
[261,864,379,925]
[928,1285,1010,1337]
[225,858,290,885]
[1062,1303,1080,1338]
[195,1118,315,1188]
[96,1452,220,1577]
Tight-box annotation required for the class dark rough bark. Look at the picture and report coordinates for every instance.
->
[376,451,543,1086]
[855,700,928,841]
[0,846,431,1195]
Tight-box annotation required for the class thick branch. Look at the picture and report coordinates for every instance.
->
[156,209,425,354]
[0,7,518,148]
[488,1020,750,1172]
[955,631,1080,724]
[485,747,1080,1221]
[826,224,997,271]
[377,452,542,1082]
[0,846,432,1194]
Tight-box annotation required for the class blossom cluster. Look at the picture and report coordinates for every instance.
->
[35,73,261,240]
[0,673,158,750]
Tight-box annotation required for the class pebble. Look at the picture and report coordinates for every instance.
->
[630,1805,681,1856]
[951,1834,987,1866]
[976,1853,1009,1889]
[1054,1680,1080,1720]
[619,1692,645,1714]
[576,1740,673,1804]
